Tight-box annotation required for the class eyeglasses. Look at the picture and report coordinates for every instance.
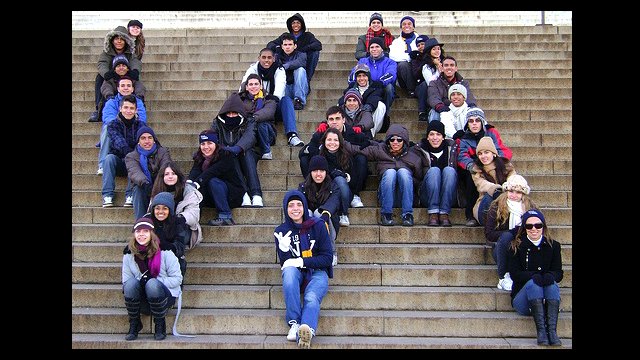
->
[389,137,403,143]
[524,223,544,230]
[468,118,482,124]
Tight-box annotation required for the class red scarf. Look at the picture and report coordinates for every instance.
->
[365,27,394,50]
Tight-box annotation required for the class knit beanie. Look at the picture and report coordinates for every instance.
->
[521,209,546,226]
[128,20,143,29]
[343,89,363,107]
[466,107,486,125]
[309,155,329,172]
[448,83,467,100]
[112,54,129,69]
[354,63,371,78]
[400,16,415,28]
[369,37,385,50]
[133,216,154,232]
[136,126,156,142]
[415,35,428,44]
[427,120,445,137]
[150,192,175,216]
[476,136,498,156]
[369,12,383,26]
[199,131,218,144]
[502,174,531,195]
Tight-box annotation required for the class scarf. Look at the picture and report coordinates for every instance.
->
[253,89,264,112]
[134,241,161,278]
[202,152,215,171]
[345,107,358,120]
[426,140,448,169]
[365,28,394,49]
[257,63,277,95]
[401,31,416,54]
[507,199,524,229]
[136,143,157,183]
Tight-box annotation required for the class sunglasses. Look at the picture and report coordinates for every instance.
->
[524,223,544,230]
[468,118,482,124]
[389,137,403,143]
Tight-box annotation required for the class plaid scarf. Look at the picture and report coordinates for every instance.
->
[365,27,394,50]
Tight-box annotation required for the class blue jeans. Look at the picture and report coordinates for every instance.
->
[285,67,309,104]
[282,267,328,333]
[98,124,111,169]
[476,193,495,226]
[123,277,175,315]
[256,122,276,155]
[383,83,395,115]
[239,148,262,197]
[415,81,429,113]
[492,231,515,279]
[333,175,352,215]
[378,168,413,216]
[276,96,298,135]
[207,177,232,218]
[132,182,152,219]
[428,109,441,122]
[349,154,368,196]
[305,50,320,82]
[512,279,561,316]
[102,154,132,198]
[419,166,457,215]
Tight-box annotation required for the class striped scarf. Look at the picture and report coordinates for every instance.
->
[365,28,394,50]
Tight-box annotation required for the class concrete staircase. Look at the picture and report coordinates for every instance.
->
[71,22,572,349]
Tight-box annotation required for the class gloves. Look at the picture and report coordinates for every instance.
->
[492,187,503,199]
[532,273,544,286]
[128,69,140,81]
[281,257,304,270]
[466,163,475,172]
[361,103,373,112]
[274,230,292,252]
[330,169,346,179]
[226,145,242,156]
[435,104,450,113]
[103,71,116,80]
[542,272,555,286]
[452,130,465,140]
[186,179,200,190]
[316,122,328,133]
[467,102,476,108]
[105,94,115,100]
[353,125,363,134]
[139,271,150,287]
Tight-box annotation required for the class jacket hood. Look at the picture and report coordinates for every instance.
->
[282,189,309,226]
[216,92,248,123]
[384,123,410,143]
[287,13,306,33]
[103,26,135,56]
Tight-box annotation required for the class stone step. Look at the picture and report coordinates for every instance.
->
[72,241,572,265]
[72,283,572,312]
[71,333,572,349]
[71,307,572,338]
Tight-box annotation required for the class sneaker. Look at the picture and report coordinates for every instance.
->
[88,111,100,122]
[102,196,113,208]
[418,112,428,122]
[339,214,350,226]
[123,196,133,207]
[350,194,364,208]
[497,272,513,291]
[402,213,414,227]
[96,167,103,175]
[261,151,273,160]
[332,254,338,266]
[380,213,394,226]
[241,192,252,207]
[251,195,264,207]
[208,218,236,226]
[297,324,314,348]
[465,218,480,227]
[288,134,304,147]
[293,98,304,110]
[287,322,300,341]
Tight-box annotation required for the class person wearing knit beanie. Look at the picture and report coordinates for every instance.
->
[400,16,415,28]
[466,107,486,125]
[502,174,531,195]
[448,83,467,100]
[150,191,175,216]
[343,89,363,107]
[199,131,218,144]
[369,12,383,26]
[136,126,156,142]
[112,54,130,69]
[427,120,445,137]
[309,155,329,172]
[369,37,385,51]
[520,208,546,227]
[476,136,498,157]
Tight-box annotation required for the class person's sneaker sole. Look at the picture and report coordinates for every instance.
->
[297,324,312,348]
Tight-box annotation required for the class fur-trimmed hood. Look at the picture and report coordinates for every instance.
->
[103,26,136,56]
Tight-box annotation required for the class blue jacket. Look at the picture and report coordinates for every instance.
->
[102,92,147,125]
[274,190,333,278]
[349,55,397,86]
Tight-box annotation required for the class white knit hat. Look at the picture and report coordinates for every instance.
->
[502,174,531,195]
[448,83,467,100]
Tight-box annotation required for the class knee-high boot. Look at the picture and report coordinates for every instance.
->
[124,297,143,341]
[529,299,549,346]
[149,297,169,340]
[545,299,562,346]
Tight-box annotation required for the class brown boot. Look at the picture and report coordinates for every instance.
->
[428,213,439,226]
[439,214,452,227]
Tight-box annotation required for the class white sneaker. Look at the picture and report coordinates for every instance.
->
[261,151,273,160]
[297,324,314,348]
[287,322,300,341]
[497,272,513,291]
[350,194,364,208]
[251,195,264,207]
[288,134,304,147]
[123,196,133,207]
[96,167,103,175]
[241,192,252,207]
[332,254,338,266]
[102,196,113,208]
[339,214,350,226]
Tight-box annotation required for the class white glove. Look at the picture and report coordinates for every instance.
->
[281,257,304,270]
[274,230,292,252]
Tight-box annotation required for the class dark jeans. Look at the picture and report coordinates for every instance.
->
[239,148,262,197]
[395,61,416,92]
[458,168,478,220]
[305,50,320,82]
[94,74,104,110]
[415,81,429,113]
[349,154,368,196]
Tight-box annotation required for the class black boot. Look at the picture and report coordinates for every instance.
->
[529,299,549,346]
[545,299,562,346]
[149,297,169,340]
[124,297,143,341]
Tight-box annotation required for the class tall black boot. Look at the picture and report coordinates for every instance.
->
[529,299,549,346]
[149,297,169,340]
[545,299,562,346]
[124,297,143,341]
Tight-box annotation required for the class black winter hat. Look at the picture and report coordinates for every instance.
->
[128,20,143,29]
[369,12,383,26]
[427,120,445,137]
[369,37,385,50]
[309,155,329,172]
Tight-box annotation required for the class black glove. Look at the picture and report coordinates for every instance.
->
[452,130,465,140]
[542,272,555,286]
[128,69,140,81]
[226,145,242,156]
[321,213,330,224]
[103,71,116,81]
[436,104,450,113]
[123,245,131,254]
[467,102,476,108]
[330,169,346,179]
[532,273,544,286]
[492,187,503,199]
[139,271,150,287]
